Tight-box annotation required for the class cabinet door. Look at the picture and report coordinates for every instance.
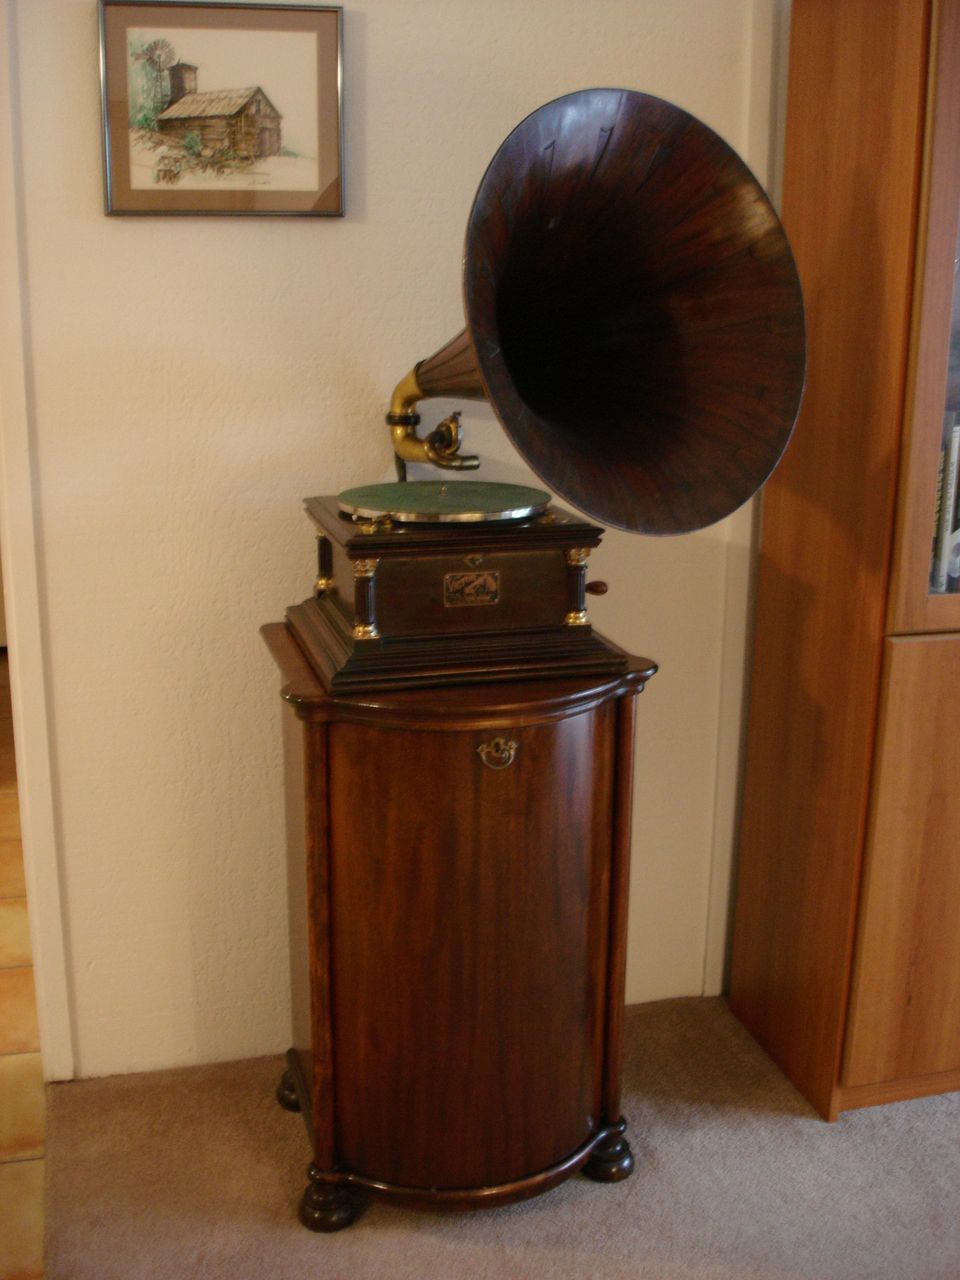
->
[889,0,960,633]
[843,634,960,1085]
[326,702,615,1190]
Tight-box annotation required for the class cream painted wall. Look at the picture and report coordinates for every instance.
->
[1,0,784,1078]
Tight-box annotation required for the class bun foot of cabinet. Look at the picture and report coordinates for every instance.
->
[263,622,655,1229]
[299,1166,358,1234]
[275,1069,300,1113]
[581,1121,635,1182]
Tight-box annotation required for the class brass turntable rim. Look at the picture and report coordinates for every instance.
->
[337,480,551,524]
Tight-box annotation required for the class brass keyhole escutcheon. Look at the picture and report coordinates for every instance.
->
[477,737,518,770]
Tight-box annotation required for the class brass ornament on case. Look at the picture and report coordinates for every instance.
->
[351,559,380,579]
[477,737,519,770]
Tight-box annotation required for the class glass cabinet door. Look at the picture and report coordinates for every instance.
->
[888,0,960,634]
[928,228,960,594]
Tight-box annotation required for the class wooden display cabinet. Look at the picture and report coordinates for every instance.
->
[262,621,655,1227]
[729,0,960,1119]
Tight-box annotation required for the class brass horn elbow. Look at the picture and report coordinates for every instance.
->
[386,365,479,474]
[387,366,427,467]
[388,366,424,422]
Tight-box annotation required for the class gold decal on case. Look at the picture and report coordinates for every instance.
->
[444,571,500,606]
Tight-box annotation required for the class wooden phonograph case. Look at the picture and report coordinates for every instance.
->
[264,88,805,1231]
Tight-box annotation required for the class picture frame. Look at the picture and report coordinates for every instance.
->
[99,0,343,215]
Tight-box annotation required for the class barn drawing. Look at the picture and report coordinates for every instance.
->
[155,61,282,159]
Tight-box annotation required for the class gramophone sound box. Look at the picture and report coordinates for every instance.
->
[264,87,805,1231]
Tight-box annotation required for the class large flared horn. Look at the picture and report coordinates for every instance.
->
[387,88,805,535]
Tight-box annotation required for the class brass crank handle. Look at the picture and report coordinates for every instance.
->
[477,738,518,770]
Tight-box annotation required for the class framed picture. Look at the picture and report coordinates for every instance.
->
[99,1,343,215]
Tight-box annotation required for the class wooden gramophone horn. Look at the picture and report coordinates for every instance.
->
[387,87,805,535]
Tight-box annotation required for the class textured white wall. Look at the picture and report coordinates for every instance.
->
[3,0,780,1076]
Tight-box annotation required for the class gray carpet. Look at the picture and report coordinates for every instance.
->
[46,998,960,1279]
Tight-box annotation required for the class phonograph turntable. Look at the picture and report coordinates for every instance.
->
[286,479,631,691]
[264,87,805,1230]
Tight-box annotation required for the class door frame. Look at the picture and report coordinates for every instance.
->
[0,0,74,1080]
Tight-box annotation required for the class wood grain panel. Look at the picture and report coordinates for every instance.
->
[600,693,637,1123]
[728,0,932,1119]
[282,702,313,1122]
[843,634,960,1084]
[326,704,614,1190]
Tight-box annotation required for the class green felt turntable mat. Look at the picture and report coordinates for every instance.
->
[337,480,551,523]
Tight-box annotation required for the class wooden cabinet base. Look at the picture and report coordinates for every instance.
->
[286,1058,635,1230]
[263,621,654,1228]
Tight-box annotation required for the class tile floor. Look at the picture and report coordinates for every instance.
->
[0,653,44,1279]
